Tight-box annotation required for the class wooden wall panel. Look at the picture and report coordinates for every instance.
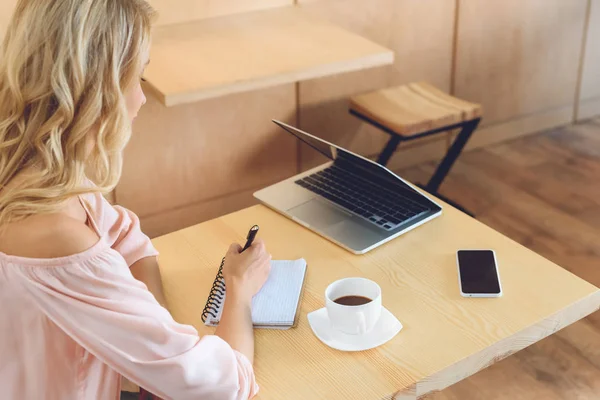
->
[577,0,600,121]
[578,98,600,122]
[117,84,297,221]
[385,138,451,173]
[141,186,260,238]
[297,0,456,171]
[465,105,573,151]
[455,0,588,129]
[147,0,292,27]
[1,1,293,39]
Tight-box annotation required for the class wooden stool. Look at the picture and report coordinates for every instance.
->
[349,81,482,215]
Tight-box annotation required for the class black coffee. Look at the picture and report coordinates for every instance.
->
[334,295,372,306]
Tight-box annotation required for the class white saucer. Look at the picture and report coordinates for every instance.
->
[307,306,403,352]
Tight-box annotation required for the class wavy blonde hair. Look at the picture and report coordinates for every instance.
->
[0,0,155,226]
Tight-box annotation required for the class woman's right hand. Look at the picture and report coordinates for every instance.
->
[222,239,272,301]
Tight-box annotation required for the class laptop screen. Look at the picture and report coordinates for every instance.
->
[278,123,337,161]
[273,120,413,187]
[273,119,441,210]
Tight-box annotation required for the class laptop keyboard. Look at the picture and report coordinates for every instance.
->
[295,165,430,231]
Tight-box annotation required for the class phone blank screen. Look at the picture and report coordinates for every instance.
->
[458,250,501,294]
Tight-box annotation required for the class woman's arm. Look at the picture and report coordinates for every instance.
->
[14,248,259,400]
[130,256,168,308]
[214,287,255,363]
[90,194,167,308]
[215,240,271,364]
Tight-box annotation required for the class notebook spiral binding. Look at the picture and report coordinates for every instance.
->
[201,256,226,323]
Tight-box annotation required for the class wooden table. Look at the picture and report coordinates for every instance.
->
[153,203,600,399]
[143,6,394,106]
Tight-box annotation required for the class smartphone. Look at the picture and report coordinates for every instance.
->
[456,250,502,298]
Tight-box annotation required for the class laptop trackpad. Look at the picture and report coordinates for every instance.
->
[288,198,387,253]
[288,199,350,228]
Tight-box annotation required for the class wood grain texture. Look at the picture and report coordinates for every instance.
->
[384,137,451,172]
[143,6,394,106]
[463,105,573,151]
[454,0,587,127]
[146,0,292,26]
[401,118,600,400]
[116,83,297,219]
[140,185,260,238]
[577,0,600,120]
[297,0,456,171]
[152,197,599,399]
[349,82,482,136]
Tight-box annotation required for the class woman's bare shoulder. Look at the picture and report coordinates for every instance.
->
[0,202,99,259]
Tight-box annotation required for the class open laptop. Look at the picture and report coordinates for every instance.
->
[253,120,442,254]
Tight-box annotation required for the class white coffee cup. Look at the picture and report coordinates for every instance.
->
[325,277,382,335]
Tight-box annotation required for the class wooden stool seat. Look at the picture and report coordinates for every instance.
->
[349,81,482,137]
[349,81,483,216]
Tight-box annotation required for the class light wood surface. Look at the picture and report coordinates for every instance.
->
[152,199,600,399]
[454,0,588,127]
[297,0,456,171]
[143,6,394,106]
[147,0,291,27]
[117,83,297,223]
[349,82,482,136]
[401,118,600,399]
[577,0,600,120]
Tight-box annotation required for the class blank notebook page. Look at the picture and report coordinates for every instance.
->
[205,258,307,328]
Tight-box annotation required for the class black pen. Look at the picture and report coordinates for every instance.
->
[241,225,259,252]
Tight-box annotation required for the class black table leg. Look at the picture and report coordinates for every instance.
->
[417,184,476,218]
[376,135,402,166]
[425,118,480,194]
[350,109,481,217]
[421,118,480,218]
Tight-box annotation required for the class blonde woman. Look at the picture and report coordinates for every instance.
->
[0,1,271,399]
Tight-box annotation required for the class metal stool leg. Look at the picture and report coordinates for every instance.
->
[425,118,480,194]
[350,108,481,217]
[417,184,475,217]
[376,135,402,166]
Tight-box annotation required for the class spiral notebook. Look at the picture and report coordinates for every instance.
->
[201,258,307,329]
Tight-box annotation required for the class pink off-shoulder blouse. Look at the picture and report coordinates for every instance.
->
[0,191,258,400]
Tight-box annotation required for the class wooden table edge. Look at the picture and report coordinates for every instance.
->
[157,51,395,107]
[394,290,600,399]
